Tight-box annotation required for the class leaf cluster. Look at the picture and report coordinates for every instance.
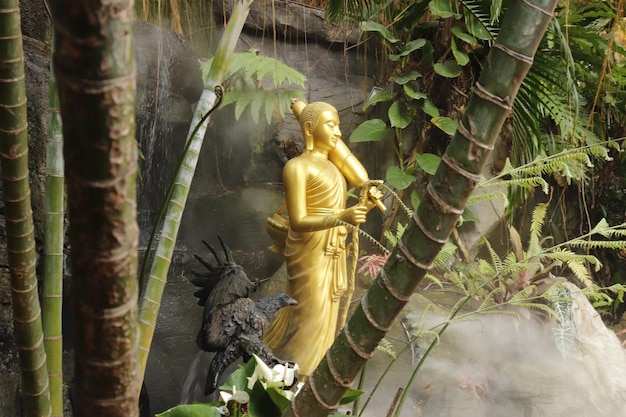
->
[200,51,306,125]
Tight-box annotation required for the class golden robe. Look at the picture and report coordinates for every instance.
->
[264,158,349,376]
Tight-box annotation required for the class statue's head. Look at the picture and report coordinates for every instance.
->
[291,99,339,151]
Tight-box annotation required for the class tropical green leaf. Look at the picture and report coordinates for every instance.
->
[451,26,477,44]
[389,38,427,61]
[265,387,292,412]
[420,99,440,118]
[431,116,458,135]
[157,404,223,417]
[451,38,470,66]
[248,380,282,417]
[393,70,421,85]
[363,88,395,111]
[410,189,422,209]
[433,60,462,78]
[429,0,458,19]
[360,21,400,43]
[404,83,427,100]
[349,119,392,143]
[415,153,441,175]
[220,358,255,392]
[386,166,416,190]
[339,388,365,405]
[388,100,413,129]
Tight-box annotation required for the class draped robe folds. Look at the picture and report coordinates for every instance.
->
[264,158,350,376]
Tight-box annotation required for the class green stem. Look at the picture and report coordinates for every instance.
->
[137,0,254,378]
[42,65,65,417]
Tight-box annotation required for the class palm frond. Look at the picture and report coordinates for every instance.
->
[458,0,499,41]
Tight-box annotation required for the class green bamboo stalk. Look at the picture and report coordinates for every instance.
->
[137,0,254,378]
[50,0,139,416]
[284,0,559,416]
[0,2,52,416]
[42,63,65,416]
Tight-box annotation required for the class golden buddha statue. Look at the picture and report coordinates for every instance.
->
[264,99,383,377]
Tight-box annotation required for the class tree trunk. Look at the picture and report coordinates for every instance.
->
[49,0,140,416]
[284,0,559,416]
[0,2,52,416]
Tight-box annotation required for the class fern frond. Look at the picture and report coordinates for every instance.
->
[467,190,509,207]
[507,300,556,317]
[479,176,550,195]
[376,337,397,359]
[588,219,626,239]
[220,88,306,124]
[412,329,441,346]
[381,183,413,217]
[200,51,306,124]
[445,270,469,294]
[424,273,444,288]
[477,288,501,312]
[475,308,523,321]
[568,239,626,251]
[482,238,502,273]
[507,285,538,305]
[527,202,548,255]
[446,315,486,332]
[224,51,307,87]
[432,240,458,269]
[548,247,601,272]
[476,258,496,277]
[500,254,543,280]
[486,143,614,188]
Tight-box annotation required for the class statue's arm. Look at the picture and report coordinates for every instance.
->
[328,139,369,187]
[330,139,386,212]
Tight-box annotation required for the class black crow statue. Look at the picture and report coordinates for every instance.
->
[190,236,297,395]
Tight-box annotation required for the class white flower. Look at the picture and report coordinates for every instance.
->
[272,362,299,386]
[248,354,283,390]
[215,405,230,415]
[220,386,250,404]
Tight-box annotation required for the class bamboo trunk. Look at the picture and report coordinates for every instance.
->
[0,1,52,416]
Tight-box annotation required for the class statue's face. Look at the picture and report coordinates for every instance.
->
[311,110,341,152]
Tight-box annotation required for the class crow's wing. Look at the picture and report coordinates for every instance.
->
[189,237,256,309]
